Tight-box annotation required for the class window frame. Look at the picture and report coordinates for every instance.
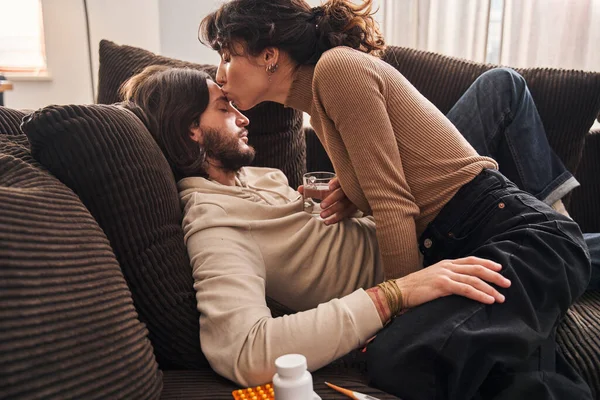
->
[0,0,49,79]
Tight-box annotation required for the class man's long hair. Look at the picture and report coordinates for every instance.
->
[120,66,212,180]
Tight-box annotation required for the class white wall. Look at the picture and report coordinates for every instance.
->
[86,0,161,97]
[159,0,222,66]
[5,0,93,110]
[5,0,161,109]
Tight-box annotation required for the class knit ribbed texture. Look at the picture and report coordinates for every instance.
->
[382,46,600,174]
[160,350,399,400]
[97,40,305,188]
[0,135,162,399]
[21,104,207,369]
[556,290,600,399]
[0,106,25,135]
[570,129,600,233]
[287,47,496,278]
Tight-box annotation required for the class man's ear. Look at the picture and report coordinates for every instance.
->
[262,47,279,66]
[189,124,203,143]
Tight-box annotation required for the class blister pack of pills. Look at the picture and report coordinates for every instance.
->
[232,383,275,400]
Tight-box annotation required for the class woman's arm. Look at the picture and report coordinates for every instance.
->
[313,49,422,278]
[182,199,382,387]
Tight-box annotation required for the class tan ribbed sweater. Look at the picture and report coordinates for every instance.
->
[285,47,498,278]
[179,167,384,387]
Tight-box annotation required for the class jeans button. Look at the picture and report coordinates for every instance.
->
[424,238,433,249]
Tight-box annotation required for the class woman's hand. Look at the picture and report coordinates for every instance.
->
[298,177,358,224]
[397,256,511,309]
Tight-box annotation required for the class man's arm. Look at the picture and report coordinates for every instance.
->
[182,199,382,387]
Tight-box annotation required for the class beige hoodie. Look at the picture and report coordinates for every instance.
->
[178,167,384,387]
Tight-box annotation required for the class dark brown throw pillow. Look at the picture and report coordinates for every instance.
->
[382,46,600,174]
[21,104,208,369]
[97,39,305,188]
[0,106,26,135]
[0,134,162,399]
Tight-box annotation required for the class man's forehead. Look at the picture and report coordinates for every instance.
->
[207,81,228,103]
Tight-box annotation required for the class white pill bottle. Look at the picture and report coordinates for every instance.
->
[272,354,321,400]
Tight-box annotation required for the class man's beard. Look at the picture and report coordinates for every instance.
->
[202,127,255,173]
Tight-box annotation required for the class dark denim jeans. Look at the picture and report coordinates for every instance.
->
[366,69,593,399]
[446,68,579,206]
[367,170,592,400]
[446,68,599,292]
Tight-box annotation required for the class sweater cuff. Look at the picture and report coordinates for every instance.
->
[341,289,384,343]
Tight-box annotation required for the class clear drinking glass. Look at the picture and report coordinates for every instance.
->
[302,171,336,218]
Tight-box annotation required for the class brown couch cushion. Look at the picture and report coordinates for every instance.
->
[382,46,600,174]
[97,40,305,188]
[556,290,600,399]
[21,104,207,369]
[0,106,26,135]
[0,134,162,399]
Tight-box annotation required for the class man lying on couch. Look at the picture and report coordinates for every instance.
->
[120,65,598,397]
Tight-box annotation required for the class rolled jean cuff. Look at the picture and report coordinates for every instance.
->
[541,175,580,205]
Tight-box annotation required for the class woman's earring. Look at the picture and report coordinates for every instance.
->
[266,63,279,82]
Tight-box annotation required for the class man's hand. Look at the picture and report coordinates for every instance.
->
[396,256,511,309]
[298,177,358,225]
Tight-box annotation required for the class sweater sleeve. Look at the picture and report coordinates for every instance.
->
[182,197,382,387]
[313,50,422,278]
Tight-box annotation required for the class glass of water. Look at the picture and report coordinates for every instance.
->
[303,171,336,218]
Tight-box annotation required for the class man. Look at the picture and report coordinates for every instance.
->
[121,65,598,397]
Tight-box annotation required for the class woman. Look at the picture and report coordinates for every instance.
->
[199,1,592,399]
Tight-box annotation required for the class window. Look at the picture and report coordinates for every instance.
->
[485,0,504,64]
[0,0,47,76]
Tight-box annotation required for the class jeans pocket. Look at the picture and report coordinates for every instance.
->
[446,197,507,241]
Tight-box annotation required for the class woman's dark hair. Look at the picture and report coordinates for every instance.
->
[199,0,385,65]
[120,65,211,180]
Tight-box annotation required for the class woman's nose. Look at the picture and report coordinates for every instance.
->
[216,62,226,85]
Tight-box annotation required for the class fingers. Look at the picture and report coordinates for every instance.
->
[328,177,340,191]
[448,281,497,304]
[452,256,503,271]
[310,178,358,224]
[451,272,506,303]
[320,186,345,209]
[321,196,350,218]
[322,203,358,225]
[452,263,511,289]
[297,185,304,195]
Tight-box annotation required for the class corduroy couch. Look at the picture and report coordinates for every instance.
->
[1,40,599,400]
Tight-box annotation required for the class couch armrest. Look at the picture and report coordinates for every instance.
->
[570,129,600,233]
